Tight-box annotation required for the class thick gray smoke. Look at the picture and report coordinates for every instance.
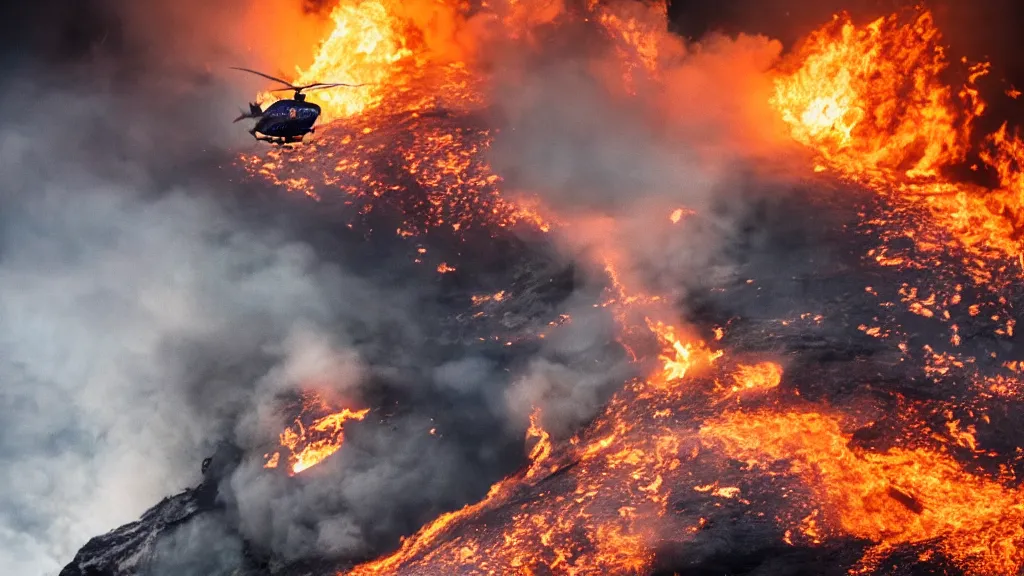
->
[0,74,394,573]
[484,0,806,298]
[0,2,545,572]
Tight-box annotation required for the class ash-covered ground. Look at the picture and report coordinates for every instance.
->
[58,121,1024,575]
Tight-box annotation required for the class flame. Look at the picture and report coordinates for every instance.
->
[700,410,1024,575]
[646,318,722,386]
[769,8,1024,275]
[771,11,973,179]
[257,0,415,122]
[264,394,370,475]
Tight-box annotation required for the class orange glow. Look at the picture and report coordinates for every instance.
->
[264,394,370,475]
[701,410,1024,575]
[770,8,1024,276]
[256,0,414,122]
[230,3,1024,574]
[729,361,782,393]
[668,207,695,223]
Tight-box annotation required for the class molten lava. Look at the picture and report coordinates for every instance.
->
[264,393,370,475]
[701,411,1024,576]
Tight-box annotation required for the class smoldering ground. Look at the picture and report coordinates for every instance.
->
[4,1,863,575]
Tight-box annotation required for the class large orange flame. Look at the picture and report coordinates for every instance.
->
[771,10,976,179]
[701,410,1024,575]
[257,0,415,122]
[770,8,1024,274]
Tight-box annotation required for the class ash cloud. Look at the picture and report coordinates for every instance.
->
[143,514,244,576]
[504,292,634,439]
[226,412,508,561]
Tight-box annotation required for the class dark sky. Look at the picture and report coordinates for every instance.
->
[0,0,116,66]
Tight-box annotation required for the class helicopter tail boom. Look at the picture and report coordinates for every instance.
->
[233,102,263,123]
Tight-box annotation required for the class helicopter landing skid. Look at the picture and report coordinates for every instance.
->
[251,132,305,146]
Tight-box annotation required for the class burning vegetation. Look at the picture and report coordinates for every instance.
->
[184,0,1024,574]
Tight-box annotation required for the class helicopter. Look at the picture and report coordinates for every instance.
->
[231,67,366,145]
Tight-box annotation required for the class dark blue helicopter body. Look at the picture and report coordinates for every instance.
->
[231,67,365,145]
[254,99,322,138]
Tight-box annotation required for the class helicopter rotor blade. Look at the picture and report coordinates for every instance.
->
[230,67,297,90]
[267,82,369,93]
[302,82,369,91]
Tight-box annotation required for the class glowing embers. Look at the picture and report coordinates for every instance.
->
[342,267,725,574]
[264,393,370,475]
[700,410,1024,575]
[239,113,553,240]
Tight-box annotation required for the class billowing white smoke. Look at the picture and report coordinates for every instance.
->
[0,71,385,574]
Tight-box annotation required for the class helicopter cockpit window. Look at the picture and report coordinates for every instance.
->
[288,108,297,119]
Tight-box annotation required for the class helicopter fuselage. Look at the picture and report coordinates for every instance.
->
[254,99,322,139]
